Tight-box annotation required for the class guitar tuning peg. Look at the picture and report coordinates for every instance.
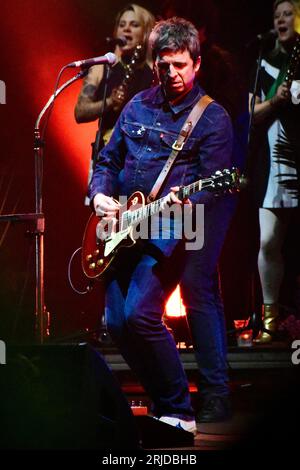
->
[215,170,222,176]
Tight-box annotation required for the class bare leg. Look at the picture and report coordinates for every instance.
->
[258,208,289,304]
[255,208,290,343]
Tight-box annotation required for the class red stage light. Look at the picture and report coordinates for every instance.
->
[1,0,99,191]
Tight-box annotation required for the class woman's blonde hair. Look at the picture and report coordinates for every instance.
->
[273,0,300,33]
[114,3,155,65]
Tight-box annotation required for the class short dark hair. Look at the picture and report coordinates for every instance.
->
[149,17,201,63]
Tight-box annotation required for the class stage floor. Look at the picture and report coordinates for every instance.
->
[1,341,298,452]
[100,341,294,371]
[101,342,299,451]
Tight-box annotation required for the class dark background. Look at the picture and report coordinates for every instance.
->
[1,0,297,343]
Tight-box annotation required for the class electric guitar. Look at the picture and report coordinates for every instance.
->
[81,168,241,279]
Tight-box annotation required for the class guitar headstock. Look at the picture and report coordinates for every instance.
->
[209,167,241,193]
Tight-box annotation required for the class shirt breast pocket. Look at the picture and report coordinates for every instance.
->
[121,122,148,156]
[160,132,199,162]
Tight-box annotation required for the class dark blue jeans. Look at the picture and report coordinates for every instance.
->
[181,195,237,398]
[105,241,194,419]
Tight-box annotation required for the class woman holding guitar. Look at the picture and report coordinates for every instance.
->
[74,4,155,190]
[249,0,300,343]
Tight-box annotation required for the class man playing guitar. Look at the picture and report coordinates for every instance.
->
[88,17,236,433]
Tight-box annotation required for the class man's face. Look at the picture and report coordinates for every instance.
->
[155,49,201,100]
[274,1,296,44]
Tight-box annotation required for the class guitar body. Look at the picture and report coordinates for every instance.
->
[82,191,145,279]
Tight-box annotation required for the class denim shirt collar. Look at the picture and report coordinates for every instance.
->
[154,82,204,115]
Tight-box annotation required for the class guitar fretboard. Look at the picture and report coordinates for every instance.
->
[285,36,300,88]
[122,177,214,228]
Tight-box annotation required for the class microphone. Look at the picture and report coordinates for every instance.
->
[67,52,117,69]
[106,36,127,47]
[246,29,277,48]
[257,29,277,41]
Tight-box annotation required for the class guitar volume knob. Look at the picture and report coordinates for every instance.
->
[86,254,93,261]
[97,259,104,266]
[89,263,96,270]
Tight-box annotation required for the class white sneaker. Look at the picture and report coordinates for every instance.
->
[155,416,197,436]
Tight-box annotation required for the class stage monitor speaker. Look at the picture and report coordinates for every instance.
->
[0,343,139,450]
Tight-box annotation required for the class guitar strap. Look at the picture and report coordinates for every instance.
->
[147,94,214,203]
[265,55,289,101]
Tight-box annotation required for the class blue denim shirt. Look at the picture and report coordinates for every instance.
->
[89,82,233,206]
[88,83,234,254]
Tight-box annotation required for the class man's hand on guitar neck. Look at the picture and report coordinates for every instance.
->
[161,186,192,213]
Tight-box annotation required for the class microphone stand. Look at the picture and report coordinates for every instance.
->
[33,68,89,344]
[248,46,264,133]
[0,68,87,344]
[243,39,270,340]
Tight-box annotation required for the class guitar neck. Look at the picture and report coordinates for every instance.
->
[130,177,213,225]
[284,35,300,88]
[120,44,142,90]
